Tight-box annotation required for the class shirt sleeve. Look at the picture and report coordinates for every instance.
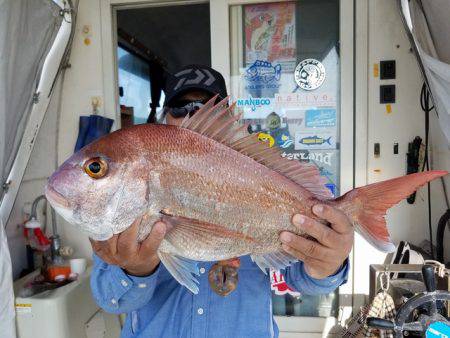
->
[90,254,160,314]
[282,258,349,295]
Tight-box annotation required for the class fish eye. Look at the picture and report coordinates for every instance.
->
[83,157,108,179]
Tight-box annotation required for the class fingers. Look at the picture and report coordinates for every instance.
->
[292,214,338,248]
[312,204,352,235]
[139,221,167,255]
[117,216,144,254]
[280,232,335,262]
[90,239,117,265]
[281,244,324,266]
[105,234,119,256]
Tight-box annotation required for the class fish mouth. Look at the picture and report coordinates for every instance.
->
[44,184,70,209]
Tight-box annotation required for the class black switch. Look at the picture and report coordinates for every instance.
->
[374,143,380,157]
[380,85,396,103]
[393,142,399,154]
[380,60,396,79]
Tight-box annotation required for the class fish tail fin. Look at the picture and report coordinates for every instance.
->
[336,170,448,252]
[326,137,332,145]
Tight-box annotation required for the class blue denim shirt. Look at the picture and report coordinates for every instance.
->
[91,254,348,338]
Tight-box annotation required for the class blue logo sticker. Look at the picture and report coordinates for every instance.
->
[305,109,336,128]
[325,183,336,197]
[426,322,450,338]
[245,61,281,98]
[246,60,281,84]
[276,132,294,149]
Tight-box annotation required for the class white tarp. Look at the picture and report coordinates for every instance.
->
[0,0,63,201]
[399,0,450,144]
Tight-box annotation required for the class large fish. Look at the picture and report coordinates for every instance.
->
[45,97,447,294]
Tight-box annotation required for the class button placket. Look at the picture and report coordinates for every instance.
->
[191,265,208,337]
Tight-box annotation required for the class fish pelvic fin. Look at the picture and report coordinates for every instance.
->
[158,251,200,294]
[180,99,332,199]
[251,250,297,274]
[336,170,448,252]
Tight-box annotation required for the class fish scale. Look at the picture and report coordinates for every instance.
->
[45,97,448,294]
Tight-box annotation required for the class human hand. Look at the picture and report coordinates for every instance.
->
[90,217,167,277]
[280,204,354,279]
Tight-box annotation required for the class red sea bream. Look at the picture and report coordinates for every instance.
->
[45,98,448,293]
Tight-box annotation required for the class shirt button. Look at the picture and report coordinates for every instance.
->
[121,280,128,287]
[197,308,204,315]
[111,298,117,304]
[199,267,206,274]
[138,283,147,288]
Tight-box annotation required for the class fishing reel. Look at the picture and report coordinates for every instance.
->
[367,265,450,337]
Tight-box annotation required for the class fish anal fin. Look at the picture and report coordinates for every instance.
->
[181,101,332,198]
[158,251,199,294]
[251,250,297,274]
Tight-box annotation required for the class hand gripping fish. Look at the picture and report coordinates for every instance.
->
[45,97,448,294]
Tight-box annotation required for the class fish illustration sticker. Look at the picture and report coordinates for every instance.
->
[245,60,281,97]
[295,131,336,150]
[246,60,281,85]
[294,59,326,91]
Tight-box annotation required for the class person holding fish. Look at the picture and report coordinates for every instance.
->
[45,65,446,338]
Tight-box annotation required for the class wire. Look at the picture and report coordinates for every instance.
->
[420,83,435,259]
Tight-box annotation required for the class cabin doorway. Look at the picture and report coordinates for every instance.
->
[115,2,211,126]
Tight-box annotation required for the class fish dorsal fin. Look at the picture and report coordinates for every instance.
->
[180,97,332,198]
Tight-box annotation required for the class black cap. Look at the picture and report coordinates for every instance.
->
[164,65,228,107]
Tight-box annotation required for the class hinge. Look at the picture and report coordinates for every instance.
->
[2,181,11,193]
[33,92,40,104]
[59,7,73,17]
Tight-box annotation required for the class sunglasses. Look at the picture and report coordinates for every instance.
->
[167,100,206,118]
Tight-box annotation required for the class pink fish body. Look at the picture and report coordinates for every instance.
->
[45,98,448,293]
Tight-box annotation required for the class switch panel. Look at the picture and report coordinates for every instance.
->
[380,85,396,104]
[380,60,396,79]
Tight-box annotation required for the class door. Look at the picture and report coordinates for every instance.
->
[101,0,355,335]
[210,0,354,335]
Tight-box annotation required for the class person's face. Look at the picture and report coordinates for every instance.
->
[166,90,213,127]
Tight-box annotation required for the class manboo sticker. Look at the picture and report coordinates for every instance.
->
[236,97,272,112]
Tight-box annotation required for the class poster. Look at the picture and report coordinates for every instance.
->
[244,2,296,72]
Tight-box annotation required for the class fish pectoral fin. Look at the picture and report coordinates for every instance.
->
[160,213,256,243]
[251,250,297,274]
[158,251,200,294]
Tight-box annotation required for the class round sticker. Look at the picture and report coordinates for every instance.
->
[294,59,326,91]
